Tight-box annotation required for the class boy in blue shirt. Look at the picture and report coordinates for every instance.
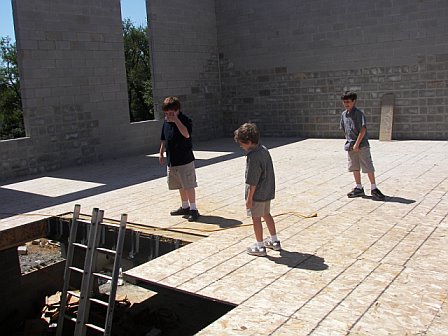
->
[234,122,281,256]
[340,91,385,201]
[159,97,200,221]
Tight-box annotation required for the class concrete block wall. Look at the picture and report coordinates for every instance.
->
[0,0,162,180]
[216,0,448,140]
[1,0,447,181]
[147,0,222,141]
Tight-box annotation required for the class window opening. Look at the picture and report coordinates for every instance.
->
[120,0,154,122]
[0,1,25,139]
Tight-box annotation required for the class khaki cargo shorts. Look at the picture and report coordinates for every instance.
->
[347,147,375,173]
[247,200,271,218]
[167,161,198,190]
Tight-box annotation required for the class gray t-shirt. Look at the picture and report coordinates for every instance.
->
[245,144,275,202]
[340,107,369,151]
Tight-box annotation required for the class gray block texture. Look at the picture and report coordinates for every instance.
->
[1,0,161,180]
[1,0,447,180]
[147,0,222,140]
[215,0,448,140]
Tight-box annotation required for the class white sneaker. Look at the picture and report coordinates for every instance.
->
[264,237,282,251]
[246,243,267,257]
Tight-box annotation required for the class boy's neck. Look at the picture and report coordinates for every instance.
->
[248,143,259,151]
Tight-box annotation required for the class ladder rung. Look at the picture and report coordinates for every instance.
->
[64,315,77,323]
[96,247,116,255]
[69,266,84,274]
[67,290,80,298]
[72,242,87,249]
[89,297,109,307]
[93,272,112,281]
[85,323,105,333]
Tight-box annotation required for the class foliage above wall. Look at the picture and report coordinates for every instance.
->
[0,37,25,140]
[0,20,154,140]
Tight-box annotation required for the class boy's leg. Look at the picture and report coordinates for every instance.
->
[185,187,195,206]
[347,170,365,198]
[353,170,361,185]
[170,188,190,216]
[263,213,276,237]
[347,151,364,197]
[252,217,263,242]
[367,172,376,185]
[179,188,189,203]
[367,172,385,200]
[246,216,267,256]
[359,149,385,200]
[185,187,200,221]
[263,212,282,250]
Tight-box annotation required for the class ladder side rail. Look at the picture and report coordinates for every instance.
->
[74,208,101,336]
[81,210,105,332]
[56,204,81,336]
[103,214,128,336]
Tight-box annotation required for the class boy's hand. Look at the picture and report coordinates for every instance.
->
[165,111,179,123]
[246,199,253,209]
[159,154,165,165]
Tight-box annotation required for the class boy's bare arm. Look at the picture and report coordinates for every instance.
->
[246,185,256,209]
[159,141,165,165]
[353,126,366,151]
[173,118,190,138]
[166,112,190,138]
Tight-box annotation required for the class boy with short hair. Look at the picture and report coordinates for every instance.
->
[159,96,200,221]
[340,91,386,201]
[234,122,281,257]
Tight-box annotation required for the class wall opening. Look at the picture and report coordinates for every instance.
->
[120,0,154,123]
[0,0,25,140]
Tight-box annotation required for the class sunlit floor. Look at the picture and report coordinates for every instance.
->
[1,137,447,335]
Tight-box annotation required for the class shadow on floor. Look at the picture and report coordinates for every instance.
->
[195,215,243,228]
[362,195,416,204]
[0,137,303,220]
[266,249,328,271]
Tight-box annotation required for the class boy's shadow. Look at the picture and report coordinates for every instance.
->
[363,195,416,204]
[195,215,243,228]
[266,249,328,271]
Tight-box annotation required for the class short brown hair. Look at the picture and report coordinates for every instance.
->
[162,96,181,111]
[234,122,260,144]
[341,91,357,101]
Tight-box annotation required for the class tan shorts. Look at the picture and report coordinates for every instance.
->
[167,161,198,190]
[347,147,375,173]
[247,200,271,218]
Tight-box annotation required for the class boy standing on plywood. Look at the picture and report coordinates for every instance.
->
[159,96,200,222]
[234,122,281,257]
[340,91,386,201]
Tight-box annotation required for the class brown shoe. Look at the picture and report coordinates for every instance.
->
[187,209,200,222]
[371,188,386,201]
[347,187,365,198]
[170,207,190,216]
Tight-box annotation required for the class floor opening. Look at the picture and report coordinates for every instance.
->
[5,215,232,335]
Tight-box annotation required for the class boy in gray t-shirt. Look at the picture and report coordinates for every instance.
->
[340,91,385,201]
[234,123,281,256]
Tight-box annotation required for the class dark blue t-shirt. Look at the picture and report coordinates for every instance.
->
[161,112,195,166]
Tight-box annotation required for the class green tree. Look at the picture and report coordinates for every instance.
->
[122,19,154,122]
[0,36,25,140]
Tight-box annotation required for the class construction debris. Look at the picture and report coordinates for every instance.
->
[17,245,28,255]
